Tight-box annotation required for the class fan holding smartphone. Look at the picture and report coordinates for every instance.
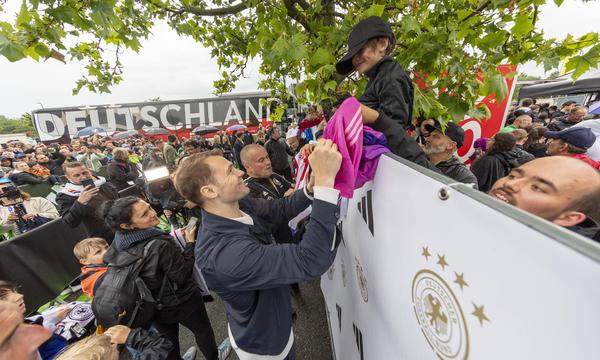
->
[56,162,119,242]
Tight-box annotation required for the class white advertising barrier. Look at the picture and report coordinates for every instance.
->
[321,154,600,360]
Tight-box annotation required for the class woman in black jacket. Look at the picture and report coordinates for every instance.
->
[100,197,224,360]
[471,132,520,192]
[107,148,139,191]
[524,127,549,158]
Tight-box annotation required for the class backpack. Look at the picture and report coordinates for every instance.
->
[91,239,169,329]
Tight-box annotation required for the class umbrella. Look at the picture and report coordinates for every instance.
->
[226,124,247,132]
[143,127,170,135]
[193,125,219,135]
[590,101,600,115]
[74,126,109,138]
[112,130,139,140]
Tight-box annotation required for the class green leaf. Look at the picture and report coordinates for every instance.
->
[512,12,534,39]
[34,43,51,57]
[482,73,508,102]
[401,15,420,34]
[363,4,385,18]
[16,0,31,27]
[247,41,261,57]
[0,35,26,62]
[554,0,565,6]
[310,47,334,67]
[324,80,337,92]
[272,36,287,54]
[439,93,469,122]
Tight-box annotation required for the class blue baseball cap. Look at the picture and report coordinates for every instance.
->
[544,126,596,149]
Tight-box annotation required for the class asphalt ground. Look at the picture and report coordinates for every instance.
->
[123,279,333,360]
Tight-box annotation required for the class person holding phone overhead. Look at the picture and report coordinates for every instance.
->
[56,161,119,243]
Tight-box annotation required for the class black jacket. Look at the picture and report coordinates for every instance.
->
[471,152,519,192]
[243,132,254,145]
[359,56,414,130]
[233,138,245,170]
[525,143,548,158]
[509,145,535,165]
[435,156,479,188]
[56,182,118,242]
[244,173,296,244]
[9,171,44,185]
[547,117,577,131]
[107,159,139,191]
[126,328,173,360]
[264,138,294,171]
[105,233,197,308]
[568,218,600,243]
[369,111,441,174]
[39,152,66,176]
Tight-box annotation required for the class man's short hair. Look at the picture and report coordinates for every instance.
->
[173,150,222,206]
[184,140,199,149]
[240,144,264,167]
[567,143,588,154]
[62,161,87,173]
[73,237,108,261]
[562,100,576,108]
[570,184,600,216]
[570,106,586,114]
[511,129,528,142]
[521,98,533,107]
[168,135,177,143]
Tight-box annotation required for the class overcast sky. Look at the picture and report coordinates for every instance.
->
[1,1,599,118]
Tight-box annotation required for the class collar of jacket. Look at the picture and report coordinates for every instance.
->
[114,227,166,251]
[568,217,600,241]
[201,208,254,236]
[365,56,394,80]
[436,155,461,167]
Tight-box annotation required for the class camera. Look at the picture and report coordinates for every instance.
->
[0,184,23,207]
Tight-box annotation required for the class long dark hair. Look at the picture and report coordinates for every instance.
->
[524,127,548,151]
[488,132,516,155]
[100,196,141,232]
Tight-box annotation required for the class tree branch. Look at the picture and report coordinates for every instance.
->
[282,0,310,31]
[460,0,491,23]
[148,0,250,17]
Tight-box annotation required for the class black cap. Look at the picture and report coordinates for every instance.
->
[336,16,395,75]
[424,122,465,148]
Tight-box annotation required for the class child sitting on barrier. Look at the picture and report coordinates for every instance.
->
[73,237,109,298]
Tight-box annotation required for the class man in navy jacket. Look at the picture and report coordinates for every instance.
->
[174,139,342,360]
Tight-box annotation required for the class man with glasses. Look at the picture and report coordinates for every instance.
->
[547,106,588,131]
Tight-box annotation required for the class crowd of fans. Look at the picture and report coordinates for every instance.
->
[1,14,600,360]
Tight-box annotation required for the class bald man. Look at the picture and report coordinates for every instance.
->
[489,156,600,241]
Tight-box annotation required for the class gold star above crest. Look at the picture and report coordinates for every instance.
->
[436,254,449,270]
[421,247,431,261]
[471,303,490,326]
[454,272,468,291]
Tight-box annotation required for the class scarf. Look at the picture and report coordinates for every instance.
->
[59,177,107,197]
[114,227,167,251]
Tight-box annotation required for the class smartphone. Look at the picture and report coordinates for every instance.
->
[186,217,198,231]
[81,179,95,188]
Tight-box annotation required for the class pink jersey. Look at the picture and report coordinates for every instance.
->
[323,97,365,198]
